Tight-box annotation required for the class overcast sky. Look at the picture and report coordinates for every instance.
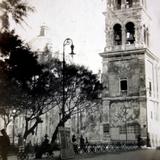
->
[13,0,106,73]
[146,0,160,55]
[13,0,160,72]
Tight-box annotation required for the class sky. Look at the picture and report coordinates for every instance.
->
[12,0,160,73]
[148,1,160,56]
[13,0,106,73]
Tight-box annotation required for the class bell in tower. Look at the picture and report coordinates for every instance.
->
[125,22,135,44]
[125,0,133,8]
[126,32,135,44]
[113,24,122,45]
[116,0,122,9]
[115,34,121,41]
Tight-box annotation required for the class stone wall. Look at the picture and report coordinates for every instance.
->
[102,53,145,97]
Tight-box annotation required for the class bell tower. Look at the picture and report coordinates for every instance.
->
[100,0,160,147]
[105,0,150,52]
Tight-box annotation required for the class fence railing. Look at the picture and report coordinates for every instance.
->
[78,140,139,154]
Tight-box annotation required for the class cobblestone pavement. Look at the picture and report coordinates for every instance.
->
[73,149,160,160]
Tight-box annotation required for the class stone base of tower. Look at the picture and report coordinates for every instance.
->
[101,97,148,145]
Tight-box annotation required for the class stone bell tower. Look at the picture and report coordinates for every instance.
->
[100,0,160,147]
[105,0,150,52]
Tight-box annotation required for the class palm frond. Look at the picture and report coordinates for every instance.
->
[0,0,34,30]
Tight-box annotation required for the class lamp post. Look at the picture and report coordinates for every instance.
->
[12,109,16,146]
[62,38,75,125]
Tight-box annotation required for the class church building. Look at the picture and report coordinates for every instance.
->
[100,0,160,147]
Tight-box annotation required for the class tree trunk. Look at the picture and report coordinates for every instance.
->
[51,122,61,144]
[51,114,70,144]
[23,117,43,140]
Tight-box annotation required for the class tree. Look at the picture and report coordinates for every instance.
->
[0,31,102,141]
[0,64,22,129]
[0,0,47,137]
[0,0,102,144]
[40,58,102,144]
[0,0,34,31]
[0,0,50,138]
[9,56,102,141]
[0,30,42,83]
[0,30,43,131]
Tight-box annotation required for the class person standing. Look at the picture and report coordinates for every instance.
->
[72,135,78,154]
[18,134,25,153]
[137,134,142,148]
[80,135,85,153]
[0,129,10,160]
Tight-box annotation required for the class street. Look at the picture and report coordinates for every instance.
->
[6,149,160,160]
[74,149,160,160]
[5,149,160,160]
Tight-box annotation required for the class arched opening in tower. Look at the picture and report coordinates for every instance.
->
[113,24,122,45]
[116,0,122,9]
[126,0,133,8]
[125,22,135,44]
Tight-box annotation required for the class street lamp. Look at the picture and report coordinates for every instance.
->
[12,109,16,145]
[62,38,75,124]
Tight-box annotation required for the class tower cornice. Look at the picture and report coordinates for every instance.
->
[99,48,160,62]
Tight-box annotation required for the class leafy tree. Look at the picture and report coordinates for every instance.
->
[0,0,48,137]
[0,31,102,141]
[0,30,42,82]
[0,0,45,137]
[0,59,23,129]
[38,58,102,144]
[0,0,102,145]
[0,30,43,131]
[0,0,34,31]
[8,55,102,141]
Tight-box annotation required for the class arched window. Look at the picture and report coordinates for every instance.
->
[116,0,122,9]
[126,0,133,8]
[125,22,135,44]
[113,24,122,45]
